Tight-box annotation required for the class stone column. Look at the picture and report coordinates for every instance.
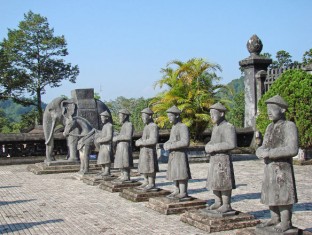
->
[239,35,272,130]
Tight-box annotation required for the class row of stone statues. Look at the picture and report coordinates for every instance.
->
[62,94,298,234]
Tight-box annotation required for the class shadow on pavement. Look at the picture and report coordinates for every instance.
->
[293,202,312,212]
[231,192,261,202]
[0,199,36,206]
[0,186,21,189]
[0,219,63,233]
[188,187,208,194]
[250,202,312,220]
[189,178,207,183]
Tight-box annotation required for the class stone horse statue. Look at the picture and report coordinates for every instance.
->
[63,116,98,174]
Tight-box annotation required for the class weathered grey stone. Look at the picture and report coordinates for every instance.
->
[27,160,101,175]
[180,210,260,233]
[146,197,206,215]
[113,109,134,182]
[43,88,109,162]
[119,188,170,202]
[205,103,236,213]
[255,226,299,235]
[95,111,113,177]
[135,108,159,191]
[99,180,141,193]
[256,95,299,233]
[239,35,272,130]
[164,106,191,199]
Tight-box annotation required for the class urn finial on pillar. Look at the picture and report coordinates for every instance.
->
[239,35,272,131]
[247,34,263,56]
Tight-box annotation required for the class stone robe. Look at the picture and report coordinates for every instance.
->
[256,119,298,206]
[96,122,113,165]
[113,121,134,168]
[206,120,236,191]
[165,122,191,181]
[138,122,159,174]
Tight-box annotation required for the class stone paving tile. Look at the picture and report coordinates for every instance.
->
[0,157,311,234]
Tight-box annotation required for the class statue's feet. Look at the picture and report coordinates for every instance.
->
[209,202,222,210]
[101,172,110,177]
[166,189,179,198]
[143,185,156,191]
[273,222,291,232]
[216,204,232,213]
[136,182,148,190]
[257,218,280,228]
[175,193,188,199]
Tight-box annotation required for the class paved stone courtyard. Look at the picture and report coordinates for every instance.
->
[0,157,311,234]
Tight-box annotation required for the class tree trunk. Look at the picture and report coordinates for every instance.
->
[37,88,43,125]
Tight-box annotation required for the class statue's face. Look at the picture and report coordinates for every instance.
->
[141,113,150,124]
[167,113,178,124]
[267,104,283,121]
[101,115,109,124]
[210,109,222,124]
[119,113,127,123]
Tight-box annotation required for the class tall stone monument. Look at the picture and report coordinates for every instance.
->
[239,35,272,130]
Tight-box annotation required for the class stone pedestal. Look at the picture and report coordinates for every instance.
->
[71,171,97,180]
[83,174,118,186]
[119,188,171,202]
[27,160,101,175]
[146,196,206,215]
[239,35,272,131]
[255,225,299,235]
[180,209,260,233]
[99,180,141,193]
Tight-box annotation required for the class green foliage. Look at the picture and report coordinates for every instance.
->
[226,91,245,128]
[94,92,101,100]
[151,58,223,141]
[302,49,312,66]
[105,96,151,132]
[0,11,79,124]
[256,69,312,148]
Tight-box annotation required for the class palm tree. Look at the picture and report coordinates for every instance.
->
[150,58,224,141]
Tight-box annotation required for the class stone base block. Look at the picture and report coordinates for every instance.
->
[27,160,101,175]
[83,174,118,186]
[98,180,141,192]
[180,209,260,233]
[255,225,299,235]
[71,171,99,180]
[119,188,171,202]
[146,196,207,215]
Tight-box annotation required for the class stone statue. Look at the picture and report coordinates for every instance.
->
[205,102,236,213]
[43,89,109,162]
[95,111,113,177]
[135,108,159,191]
[63,115,96,174]
[256,95,298,233]
[164,105,191,199]
[113,109,134,182]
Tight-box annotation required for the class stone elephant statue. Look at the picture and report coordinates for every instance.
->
[43,89,110,162]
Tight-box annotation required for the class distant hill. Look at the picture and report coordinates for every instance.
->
[226,76,244,94]
[0,99,47,122]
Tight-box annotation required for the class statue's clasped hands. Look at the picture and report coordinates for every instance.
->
[257,148,270,159]
[205,144,215,154]
[163,142,171,151]
[135,139,142,147]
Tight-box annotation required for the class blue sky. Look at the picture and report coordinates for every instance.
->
[1,0,311,103]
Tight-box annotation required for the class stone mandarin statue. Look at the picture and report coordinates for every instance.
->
[113,109,134,182]
[135,108,159,191]
[164,105,191,199]
[205,102,236,213]
[95,111,113,177]
[256,95,298,233]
